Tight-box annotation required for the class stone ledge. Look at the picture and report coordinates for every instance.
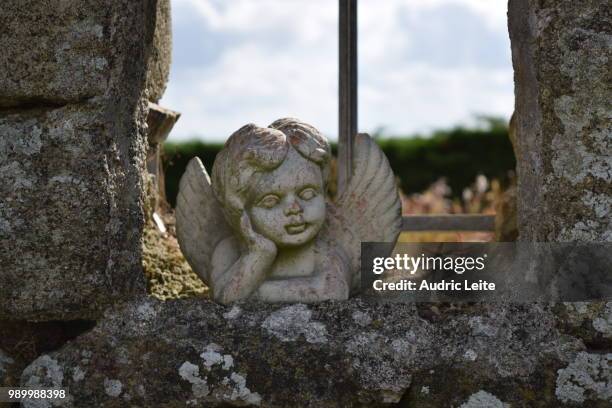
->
[18,297,612,407]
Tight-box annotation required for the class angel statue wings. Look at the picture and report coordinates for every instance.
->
[176,118,401,304]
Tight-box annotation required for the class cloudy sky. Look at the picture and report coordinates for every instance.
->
[160,0,514,141]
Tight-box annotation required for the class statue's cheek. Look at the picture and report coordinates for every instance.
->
[250,207,283,234]
[303,198,326,223]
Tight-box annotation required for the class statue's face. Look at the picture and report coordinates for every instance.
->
[248,148,326,248]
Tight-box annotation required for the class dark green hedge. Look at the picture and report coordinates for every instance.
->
[163,141,224,207]
[162,118,515,207]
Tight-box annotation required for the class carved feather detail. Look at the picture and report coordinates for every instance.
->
[328,133,402,291]
[175,157,232,285]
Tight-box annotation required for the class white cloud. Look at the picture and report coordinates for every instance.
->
[163,43,337,140]
[161,0,513,141]
[360,64,514,135]
[173,0,337,43]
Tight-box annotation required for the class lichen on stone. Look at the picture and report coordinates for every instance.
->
[228,372,262,406]
[223,305,242,320]
[460,390,509,408]
[179,343,261,405]
[593,302,612,337]
[201,344,224,368]
[103,378,123,397]
[72,366,85,382]
[22,355,64,389]
[352,310,373,327]
[0,349,14,382]
[21,354,73,407]
[179,361,209,398]
[261,304,328,343]
[16,298,609,406]
[468,316,499,337]
[556,352,612,404]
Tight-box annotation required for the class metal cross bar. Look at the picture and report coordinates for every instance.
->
[338,0,358,195]
[402,215,495,232]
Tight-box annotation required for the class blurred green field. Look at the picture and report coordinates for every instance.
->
[162,117,515,208]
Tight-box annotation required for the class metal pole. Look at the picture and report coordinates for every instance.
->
[338,0,357,195]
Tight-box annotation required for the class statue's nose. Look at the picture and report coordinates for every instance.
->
[284,198,303,216]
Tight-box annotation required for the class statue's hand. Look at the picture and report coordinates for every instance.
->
[239,212,277,259]
[210,212,276,305]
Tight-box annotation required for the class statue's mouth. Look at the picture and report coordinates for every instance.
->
[285,223,307,234]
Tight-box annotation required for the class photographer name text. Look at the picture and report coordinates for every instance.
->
[372,279,495,291]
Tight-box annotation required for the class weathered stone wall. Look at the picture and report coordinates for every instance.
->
[508,0,611,242]
[18,298,612,407]
[0,0,171,321]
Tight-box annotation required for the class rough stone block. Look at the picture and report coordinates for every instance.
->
[146,0,172,103]
[0,1,112,106]
[0,103,146,320]
[0,0,172,320]
[508,0,611,241]
[18,298,612,407]
[0,0,170,106]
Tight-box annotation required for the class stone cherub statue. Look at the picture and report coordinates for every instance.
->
[176,118,401,304]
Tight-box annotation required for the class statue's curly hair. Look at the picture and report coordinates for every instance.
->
[212,118,331,231]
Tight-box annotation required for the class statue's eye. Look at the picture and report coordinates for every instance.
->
[258,194,280,208]
[299,188,317,200]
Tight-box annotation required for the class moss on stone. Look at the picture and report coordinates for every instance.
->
[142,213,208,300]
